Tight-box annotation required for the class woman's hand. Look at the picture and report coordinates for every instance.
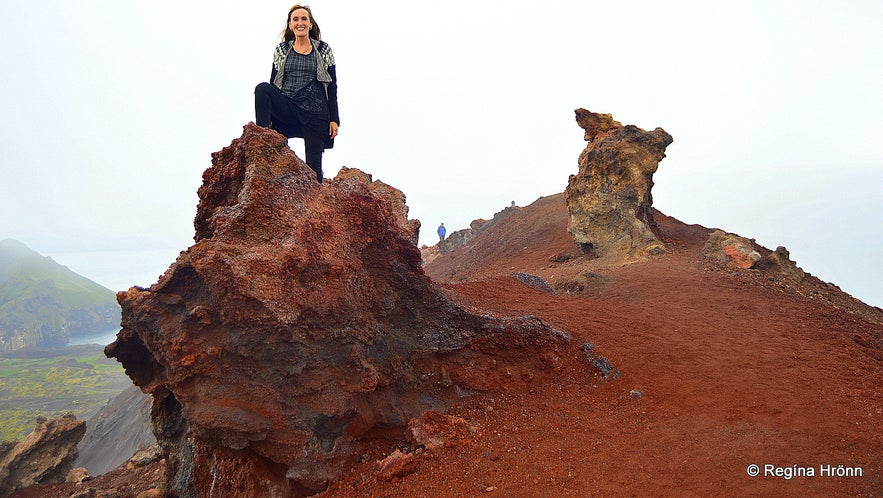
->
[329,122,339,140]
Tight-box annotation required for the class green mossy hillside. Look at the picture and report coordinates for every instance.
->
[0,345,131,441]
[0,239,121,352]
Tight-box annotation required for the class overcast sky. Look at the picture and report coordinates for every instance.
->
[1,1,881,306]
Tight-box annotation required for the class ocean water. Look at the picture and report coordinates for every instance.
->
[68,328,121,347]
[41,248,180,349]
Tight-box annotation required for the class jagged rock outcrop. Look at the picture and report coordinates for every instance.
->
[106,123,570,497]
[565,109,673,258]
[0,413,86,495]
[702,230,763,269]
[751,246,807,281]
[704,231,807,279]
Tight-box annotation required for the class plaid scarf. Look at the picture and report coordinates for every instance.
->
[272,39,335,93]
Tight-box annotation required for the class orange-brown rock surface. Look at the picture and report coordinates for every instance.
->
[703,229,763,269]
[565,109,673,258]
[105,124,570,496]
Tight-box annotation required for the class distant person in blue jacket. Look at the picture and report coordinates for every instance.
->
[437,223,446,242]
[254,4,339,183]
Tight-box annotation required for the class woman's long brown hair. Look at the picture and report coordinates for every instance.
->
[282,4,321,41]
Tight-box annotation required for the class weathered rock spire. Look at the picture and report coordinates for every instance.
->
[565,109,673,258]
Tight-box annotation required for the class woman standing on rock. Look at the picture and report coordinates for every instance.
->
[254,4,339,183]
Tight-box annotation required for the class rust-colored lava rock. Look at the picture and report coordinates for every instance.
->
[105,123,570,497]
[566,109,673,259]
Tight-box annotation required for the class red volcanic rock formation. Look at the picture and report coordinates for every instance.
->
[566,109,673,259]
[106,124,570,496]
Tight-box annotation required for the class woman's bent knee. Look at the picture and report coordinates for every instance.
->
[255,82,272,95]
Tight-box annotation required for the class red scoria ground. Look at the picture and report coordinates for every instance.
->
[15,194,883,497]
[319,194,883,497]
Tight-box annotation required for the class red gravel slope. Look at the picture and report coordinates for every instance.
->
[322,193,883,497]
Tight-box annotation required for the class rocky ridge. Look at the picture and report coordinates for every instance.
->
[420,205,520,267]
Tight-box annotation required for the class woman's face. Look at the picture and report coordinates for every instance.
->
[289,9,312,37]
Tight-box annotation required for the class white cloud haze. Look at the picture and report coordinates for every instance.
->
[1,1,881,306]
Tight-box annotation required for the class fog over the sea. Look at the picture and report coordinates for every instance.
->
[2,1,881,306]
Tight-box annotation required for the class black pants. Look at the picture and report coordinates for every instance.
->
[254,82,325,182]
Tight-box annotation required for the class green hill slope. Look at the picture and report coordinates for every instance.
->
[0,344,131,441]
[0,239,120,352]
